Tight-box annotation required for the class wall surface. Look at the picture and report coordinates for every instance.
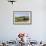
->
[0,0,46,41]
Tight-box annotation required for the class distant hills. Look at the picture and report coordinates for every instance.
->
[15,16,29,22]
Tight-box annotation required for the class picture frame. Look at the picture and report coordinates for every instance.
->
[13,11,32,25]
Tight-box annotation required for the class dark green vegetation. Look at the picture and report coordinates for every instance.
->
[15,16,29,22]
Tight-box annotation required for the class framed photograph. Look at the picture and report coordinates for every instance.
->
[13,11,32,25]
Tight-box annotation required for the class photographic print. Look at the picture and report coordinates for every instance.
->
[13,11,32,25]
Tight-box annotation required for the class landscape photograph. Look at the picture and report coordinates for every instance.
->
[13,11,32,25]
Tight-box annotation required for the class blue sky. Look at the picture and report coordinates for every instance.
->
[14,12,32,17]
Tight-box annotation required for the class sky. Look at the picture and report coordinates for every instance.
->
[14,12,32,17]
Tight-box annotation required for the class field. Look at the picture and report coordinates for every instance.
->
[14,16,32,24]
[15,16,29,22]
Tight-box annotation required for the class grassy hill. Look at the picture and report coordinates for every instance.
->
[15,16,29,22]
